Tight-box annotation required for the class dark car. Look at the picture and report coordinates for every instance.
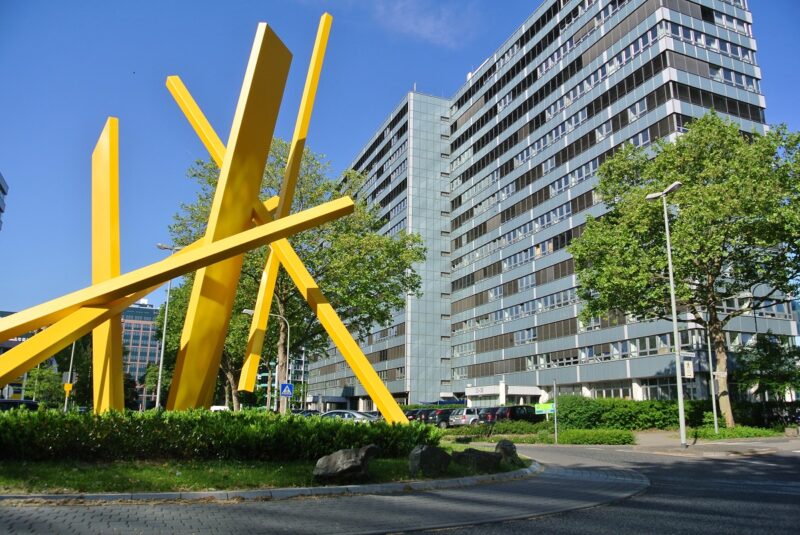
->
[477,407,500,424]
[427,408,453,428]
[415,408,436,424]
[0,399,39,411]
[404,409,423,421]
[491,405,543,424]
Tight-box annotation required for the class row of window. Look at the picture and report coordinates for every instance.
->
[665,20,755,64]
[452,287,579,335]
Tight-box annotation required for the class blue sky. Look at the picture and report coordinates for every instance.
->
[0,0,798,312]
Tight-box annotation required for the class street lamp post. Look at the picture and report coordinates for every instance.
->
[646,181,688,448]
[156,243,182,409]
[242,309,290,413]
[63,341,76,412]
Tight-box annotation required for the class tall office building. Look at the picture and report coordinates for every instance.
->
[0,171,8,232]
[121,300,159,406]
[308,93,452,409]
[309,0,797,409]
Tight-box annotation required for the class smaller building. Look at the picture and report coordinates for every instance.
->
[121,300,160,408]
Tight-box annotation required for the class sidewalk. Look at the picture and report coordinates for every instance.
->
[0,459,648,534]
[632,430,800,458]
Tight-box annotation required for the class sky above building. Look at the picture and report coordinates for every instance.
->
[0,0,798,312]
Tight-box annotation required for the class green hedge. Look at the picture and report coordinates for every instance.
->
[557,428,635,445]
[0,409,440,462]
[555,396,714,430]
[690,425,782,440]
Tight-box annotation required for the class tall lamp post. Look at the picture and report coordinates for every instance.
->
[646,181,687,448]
[156,243,182,409]
[242,309,290,413]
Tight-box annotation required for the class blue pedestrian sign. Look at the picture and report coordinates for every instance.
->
[279,383,294,397]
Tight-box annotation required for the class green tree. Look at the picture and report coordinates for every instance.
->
[159,138,426,410]
[123,373,139,410]
[569,113,800,428]
[53,335,93,409]
[24,364,62,407]
[735,331,800,425]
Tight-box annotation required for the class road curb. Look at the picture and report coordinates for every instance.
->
[0,462,543,504]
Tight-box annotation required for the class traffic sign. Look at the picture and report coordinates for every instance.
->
[535,402,555,415]
[63,383,73,394]
[279,383,294,397]
[683,360,694,379]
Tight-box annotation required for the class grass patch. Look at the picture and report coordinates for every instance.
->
[0,444,528,494]
[689,426,783,440]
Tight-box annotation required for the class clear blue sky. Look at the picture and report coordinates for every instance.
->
[0,0,798,312]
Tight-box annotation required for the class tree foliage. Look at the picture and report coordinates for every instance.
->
[157,138,426,408]
[735,332,800,425]
[569,113,800,427]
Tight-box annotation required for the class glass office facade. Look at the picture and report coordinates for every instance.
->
[309,0,797,409]
[0,171,8,232]
[122,301,159,407]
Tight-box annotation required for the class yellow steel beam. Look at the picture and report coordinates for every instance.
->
[90,117,124,413]
[0,198,354,343]
[0,304,124,387]
[240,13,332,393]
[270,239,408,424]
[168,23,293,410]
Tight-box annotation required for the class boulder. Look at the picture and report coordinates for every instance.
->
[313,444,380,483]
[495,439,525,467]
[408,445,451,477]
[452,448,501,473]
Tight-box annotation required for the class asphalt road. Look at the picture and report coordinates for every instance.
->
[1,438,797,534]
[423,442,800,535]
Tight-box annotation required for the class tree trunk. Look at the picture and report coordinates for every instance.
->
[224,368,240,411]
[709,310,736,428]
[275,304,289,414]
[224,382,231,409]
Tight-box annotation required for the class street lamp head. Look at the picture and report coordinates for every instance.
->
[157,243,183,252]
[645,181,683,201]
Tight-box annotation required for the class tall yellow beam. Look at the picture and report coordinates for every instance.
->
[0,198,354,344]
[168,23,293,410]
[240,13,332,394]
[91,117,124,412]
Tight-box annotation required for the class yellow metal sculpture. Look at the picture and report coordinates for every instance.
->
[0,14,408,424]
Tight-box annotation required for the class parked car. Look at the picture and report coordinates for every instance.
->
[404,409,424,421]
[449,407,480,426]
[477,407,500,424]
[415,408,436,424]
[427,408,453,428]
[320,410,377,423]
[209,405,230,412]
[0,399,38,411]
[482,405,544,424]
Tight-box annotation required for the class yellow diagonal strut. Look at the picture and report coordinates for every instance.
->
[165,13,408,424]
[167,22,293,410]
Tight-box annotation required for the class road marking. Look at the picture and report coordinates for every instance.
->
[736,459,781,467]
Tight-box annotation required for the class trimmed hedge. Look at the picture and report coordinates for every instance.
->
[0,409,440,462]
[555,396,713,430]
[690,425,781,440]
[557,428,635,445]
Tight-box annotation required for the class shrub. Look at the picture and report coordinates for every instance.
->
[0,409,440,461]
[690,425,781,440]
[558,428,634,445]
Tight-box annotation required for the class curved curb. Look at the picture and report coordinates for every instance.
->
[0,462,543,504]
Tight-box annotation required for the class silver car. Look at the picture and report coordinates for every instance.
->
[448,407,480,426]
[320,410,378,423]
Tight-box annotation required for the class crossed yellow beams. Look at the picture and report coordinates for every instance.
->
[0,14,408,424]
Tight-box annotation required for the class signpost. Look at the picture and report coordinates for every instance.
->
[279,383,294,398]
